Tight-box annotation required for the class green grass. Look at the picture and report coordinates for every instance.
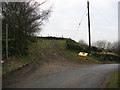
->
[106,71,120,88]
[87,55,100,63]
[87,55,118,64]
[57,40,78,61]
[3,47,35,75]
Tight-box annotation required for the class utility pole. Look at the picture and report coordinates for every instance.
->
[87,0,91,55]
[6,24,8,60]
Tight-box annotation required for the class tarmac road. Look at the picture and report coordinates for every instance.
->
[3,64,118,88]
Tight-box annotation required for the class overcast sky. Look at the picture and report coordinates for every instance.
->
[37,0,119,44]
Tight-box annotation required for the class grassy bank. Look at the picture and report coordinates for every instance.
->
[106,71,120,88]
[2,39,49,75]
[2,39,86,75]
[2,39,68,75]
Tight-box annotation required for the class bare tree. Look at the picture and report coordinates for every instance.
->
[78,40,87,45]
[92,40,107,49]
[111,41,119,54]
[106,42,112,51]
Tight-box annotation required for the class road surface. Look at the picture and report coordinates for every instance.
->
[3,64,118,88]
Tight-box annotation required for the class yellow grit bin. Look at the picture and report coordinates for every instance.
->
[78,52,88,60]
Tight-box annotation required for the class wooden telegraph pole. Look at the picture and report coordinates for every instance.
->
[87,0,91,55]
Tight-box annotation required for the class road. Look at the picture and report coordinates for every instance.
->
[3,64,118,88]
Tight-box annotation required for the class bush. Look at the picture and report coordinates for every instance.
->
[66,39,88,52]
[92,52,120,62]
[91,46,104,53]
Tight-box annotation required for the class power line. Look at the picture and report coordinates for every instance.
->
[73,8,87,39]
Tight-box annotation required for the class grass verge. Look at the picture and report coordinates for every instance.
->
[87,55,100,63]
[106,71,120,88]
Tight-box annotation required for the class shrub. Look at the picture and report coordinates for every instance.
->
[91,46,104,53]
[92,52,120,62]
[66,39,88,52]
